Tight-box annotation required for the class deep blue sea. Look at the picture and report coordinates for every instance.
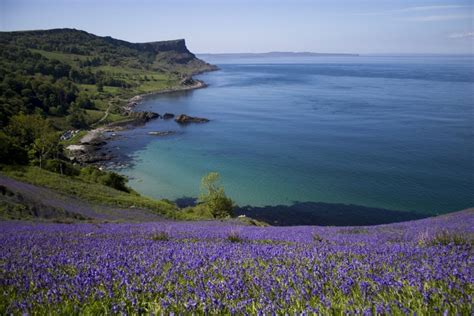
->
[108,55,474,214]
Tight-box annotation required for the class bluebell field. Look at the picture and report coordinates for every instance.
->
[1,210,472,314]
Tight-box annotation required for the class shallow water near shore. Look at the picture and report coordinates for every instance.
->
[107,55,474,214]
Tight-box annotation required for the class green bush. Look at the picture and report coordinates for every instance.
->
[101,172,129,192]
[79,166,129,192]
[198,172,234,219]
[175,204,213,220]
[43,159,80,176]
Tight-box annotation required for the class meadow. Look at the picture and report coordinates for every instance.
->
[1,210,472,314]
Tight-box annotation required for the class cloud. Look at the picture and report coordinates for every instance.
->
[398,5,471,12]
[449,32,474,39]
[355,4,472,16]
[404,14,472,22]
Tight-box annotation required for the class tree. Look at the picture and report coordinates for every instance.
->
[67,107,88,128]
[5,114,60,167]
[30,127,60,168]
[199,172,234,218]
[96,81,104,92]
[0,131,28,164]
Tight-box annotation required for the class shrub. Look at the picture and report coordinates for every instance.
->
[43,159,80,176]
[100,172,129,192]
[198,172,234,219]
[79,166,130,192]
[312,232,326,243]
[429,230,472,247]
[227,230,244,243]
[151,231,170,241]
[175,204,214,220]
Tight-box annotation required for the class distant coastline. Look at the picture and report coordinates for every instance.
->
[198,52,359,59]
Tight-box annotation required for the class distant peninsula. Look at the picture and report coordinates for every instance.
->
[198,51,359,58]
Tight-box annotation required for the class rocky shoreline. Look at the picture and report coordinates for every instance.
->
[66,77,210,166]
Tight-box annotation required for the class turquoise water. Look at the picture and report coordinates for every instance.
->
[110,56,474,214]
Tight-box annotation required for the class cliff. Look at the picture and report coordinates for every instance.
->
[0,28,216,74]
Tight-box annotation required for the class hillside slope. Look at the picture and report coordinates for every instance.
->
[0,28,216,74]
[0,174,165,222]
[0,28,216,129]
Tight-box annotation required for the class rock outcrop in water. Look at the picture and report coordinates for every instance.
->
[128,111,160,122]
[175,114,209,124]
[163,113,175,119]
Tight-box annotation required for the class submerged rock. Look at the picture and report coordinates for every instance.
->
[148,131,176,136]
[175,114,209,124]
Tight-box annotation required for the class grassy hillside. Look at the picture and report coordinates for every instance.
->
[0,29,231,223]
[0,165,177,217]
[0,28,216,129]
[0,165,244,223]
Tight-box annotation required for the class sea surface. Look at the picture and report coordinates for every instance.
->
[108,55,474,214]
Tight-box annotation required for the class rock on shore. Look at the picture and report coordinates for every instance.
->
[128,111,160,122]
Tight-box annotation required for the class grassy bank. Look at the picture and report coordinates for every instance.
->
[0,165,265,224]
[0,165,177,216]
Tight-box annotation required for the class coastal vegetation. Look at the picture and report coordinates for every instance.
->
[0,165,176,217]
[199,172,234,218]
[0,165,240,222]
[0,28,219,221]
[0,28,214,129]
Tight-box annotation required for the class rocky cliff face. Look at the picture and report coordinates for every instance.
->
[138,39,189,53]
[138,39,217,73]
[0,28,217,74]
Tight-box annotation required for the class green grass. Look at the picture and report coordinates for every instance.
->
[135,78,179,93]
[84,109,105,125]
[0,165,177,216]
[30,48,186,133]
[0,166,266,224]
[30,49,89,63]
[77,84,98,93]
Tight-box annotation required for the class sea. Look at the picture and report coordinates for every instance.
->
[106,55,474,215]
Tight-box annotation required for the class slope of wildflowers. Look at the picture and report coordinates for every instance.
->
[1,210,473,314]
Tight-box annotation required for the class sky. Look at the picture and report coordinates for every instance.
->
[0,0,473,54]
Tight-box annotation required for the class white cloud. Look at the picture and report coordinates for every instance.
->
[355,4,472,16]
[404,14,472,22]
[398,5,470,12]
[449,32,474,39]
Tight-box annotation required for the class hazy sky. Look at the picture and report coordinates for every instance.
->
[1,0,473,54]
